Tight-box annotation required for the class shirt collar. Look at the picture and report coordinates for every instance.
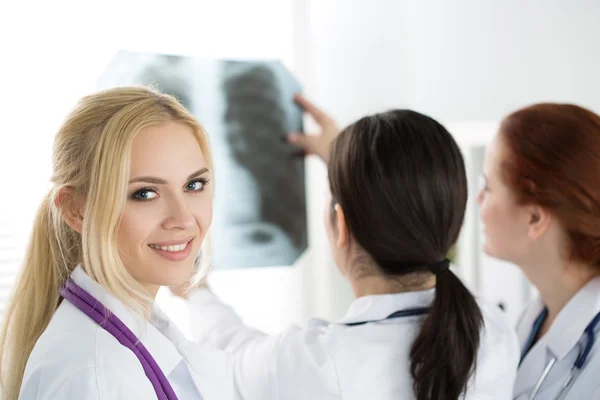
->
[336,289,435,325]
[516,297,545,345]
[70,265,183,376]
[520,275,600,361]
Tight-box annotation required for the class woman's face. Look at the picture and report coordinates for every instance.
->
[118,121,213,295]
[476,134,531,265]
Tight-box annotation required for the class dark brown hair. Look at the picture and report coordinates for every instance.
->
[327,110,483,400]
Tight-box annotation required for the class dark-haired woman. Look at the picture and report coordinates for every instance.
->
[174,96,519,400]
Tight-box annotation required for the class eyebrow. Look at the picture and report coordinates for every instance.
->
[129,168,209,184]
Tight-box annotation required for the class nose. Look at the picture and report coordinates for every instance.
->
[162,196,195,231]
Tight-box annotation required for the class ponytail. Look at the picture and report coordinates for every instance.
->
[0,193,79,400]
[410,270,484,400]
[327,109,484,399]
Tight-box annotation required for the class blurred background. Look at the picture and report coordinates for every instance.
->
[0,0,599,336]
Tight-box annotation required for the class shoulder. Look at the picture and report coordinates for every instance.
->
[22,302,100,398]
[477,299,519,363]
[20,363,100,399]
[478,299,518,338]
[262,321,340,396]
[465,299,520,398]
[23,301,156,399]
[275,318,337,359]
[25,301,99,376]
[222,318,340,397]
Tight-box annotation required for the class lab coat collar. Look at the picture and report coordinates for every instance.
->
[518,275,600,362]
[514,276,600,396]
[70,266,183,377]
[337,289,435,325]
[515,297,545,347]
[543,275,600,360]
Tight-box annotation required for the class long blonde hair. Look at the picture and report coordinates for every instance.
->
[0,86,213,399]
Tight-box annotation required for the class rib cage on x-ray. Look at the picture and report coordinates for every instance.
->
[221,63,306,251]
[97,51,307,269]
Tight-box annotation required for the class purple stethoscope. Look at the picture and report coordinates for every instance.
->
[60,279,179,400]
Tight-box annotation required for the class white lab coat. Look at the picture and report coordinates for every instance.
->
[513,276,600,399]
[19,266,235,400]
[185,287,520,399]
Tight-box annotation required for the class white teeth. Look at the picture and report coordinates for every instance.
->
[150,242,188,252]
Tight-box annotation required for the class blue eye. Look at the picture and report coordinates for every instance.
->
[133,189,158,201]
[185,178,209,192]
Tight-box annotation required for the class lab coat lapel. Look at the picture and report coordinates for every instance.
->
[176,341,236,400]
[513,344,553,398]
[151,305,236,400]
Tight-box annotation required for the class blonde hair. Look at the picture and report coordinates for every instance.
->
[0,86,213,399]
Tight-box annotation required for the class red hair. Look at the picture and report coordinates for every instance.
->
[500,103,600,265]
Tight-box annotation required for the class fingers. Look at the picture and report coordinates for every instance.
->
[294,94,334,127]
[287,133,314,154]
[287,132,304,145]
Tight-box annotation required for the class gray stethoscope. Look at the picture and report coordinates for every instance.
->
[343,307,429,327]
[521,308,600,400]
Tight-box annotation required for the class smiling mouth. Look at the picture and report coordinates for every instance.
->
[148,238,193,253]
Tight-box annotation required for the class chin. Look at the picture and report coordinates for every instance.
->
[156,263,195,286]
[481,240,495,258]
[482,241,512,264]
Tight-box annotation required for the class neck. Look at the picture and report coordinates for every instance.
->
[523,258,599,330]
[141,283,160,299]
[350,272,436,298]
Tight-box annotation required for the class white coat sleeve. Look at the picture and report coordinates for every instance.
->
[186,288,270,352]
[19,366,100,400]
[185,289,341,400]
[20,362,156,400]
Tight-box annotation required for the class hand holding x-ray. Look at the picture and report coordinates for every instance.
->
[287,95,340,163]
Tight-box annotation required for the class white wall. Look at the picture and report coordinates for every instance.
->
[307,0,600,123]
[304,0,600,323]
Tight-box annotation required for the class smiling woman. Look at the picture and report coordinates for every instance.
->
[118,122,213,296]
[0,86,233,400]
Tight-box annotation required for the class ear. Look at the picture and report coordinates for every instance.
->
[334,204,349,248]
[527,205,551,240]
[54,187,85,234]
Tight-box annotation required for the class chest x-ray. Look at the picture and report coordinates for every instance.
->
[98,52,307,269]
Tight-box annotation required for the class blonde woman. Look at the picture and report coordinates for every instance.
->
[0,87,234,399]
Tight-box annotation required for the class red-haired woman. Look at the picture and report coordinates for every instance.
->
[477,103,600,399]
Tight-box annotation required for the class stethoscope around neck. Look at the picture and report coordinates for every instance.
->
[521,308,600,400]
[60,279,179,400]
